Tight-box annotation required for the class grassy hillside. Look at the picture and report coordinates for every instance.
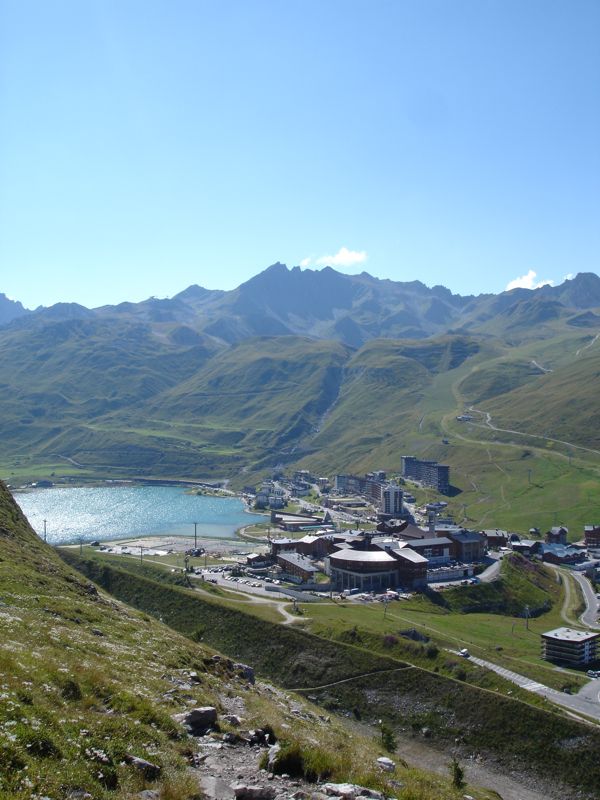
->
[442,553,558,615]
[1,481,483,800]
[481,344,600,450]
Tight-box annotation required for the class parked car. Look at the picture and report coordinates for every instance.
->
[459,648,470,658]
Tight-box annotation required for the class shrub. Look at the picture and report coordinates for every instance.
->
[19,729,62,758]
[60,678,82,701]
[379,722,397,753]
[449,758,465,789]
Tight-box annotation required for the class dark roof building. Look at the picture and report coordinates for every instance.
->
[444,530,487,562]
[276,552,319,583]
[584,525,600,548]
[541,627,599,665]
[397,537,453,565]
[327,544,427,591]
[546,526,568,545]
[535,542,585,565]
[401,456,450,494]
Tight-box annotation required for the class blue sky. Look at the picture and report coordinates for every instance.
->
[1,0,598,308]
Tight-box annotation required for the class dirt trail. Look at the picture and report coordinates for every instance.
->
[468,406,600,457]
[575,332,600,357]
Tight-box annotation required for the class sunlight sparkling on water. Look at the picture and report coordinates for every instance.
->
[12,485,259,545]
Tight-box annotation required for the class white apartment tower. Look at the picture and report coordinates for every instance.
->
[380,483,403,516]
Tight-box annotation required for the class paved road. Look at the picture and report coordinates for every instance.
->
[478,554,502,583]
[570,570,600,629]
[461,652,600,721]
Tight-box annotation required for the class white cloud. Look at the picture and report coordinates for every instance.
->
[314,247,368,268]
[563,273,574,282]
[299,257,312,267]
[505,270,554,291]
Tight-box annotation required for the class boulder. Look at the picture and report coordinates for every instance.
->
[267,742,280,770]
[200,775,234,800]
[173,706,218,734]
[234,663,255,684]
[233,784,276,800]
[322,783,362,799]
[376,757,395,772]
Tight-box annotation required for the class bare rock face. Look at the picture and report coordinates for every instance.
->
[174,706,218,734]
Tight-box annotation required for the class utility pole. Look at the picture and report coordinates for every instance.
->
[194,522,198,550]
[43,519,47,543]
[527,469,532,485]
[79,537,83,556]
[524,605,530,630]
[140,546,143,565]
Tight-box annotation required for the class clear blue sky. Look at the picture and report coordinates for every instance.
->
[1,0,598,308]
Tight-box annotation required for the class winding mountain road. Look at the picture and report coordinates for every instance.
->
[570,570,600,629]
[468,407,600,457]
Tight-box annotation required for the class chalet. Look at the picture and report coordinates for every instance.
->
[511,539,538,556]
[397,537,453,565]
[483,529,512,548]
[246,552,271,567]
[546,526,568,545]
[294,534,334,558]
[270,537,298,556]
[445,530,487,562]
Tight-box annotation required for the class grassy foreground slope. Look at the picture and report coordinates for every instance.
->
[0,482,480,800]
[62,550,600,799]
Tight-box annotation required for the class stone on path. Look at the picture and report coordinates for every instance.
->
[233,783,277,800]
[173,706,218,734]
[200,775,234,800]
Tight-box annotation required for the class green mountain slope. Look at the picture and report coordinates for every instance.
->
[1,268,600,532]
[480,344,600,450]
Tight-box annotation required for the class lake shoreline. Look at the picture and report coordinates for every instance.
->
[12,483,267,546]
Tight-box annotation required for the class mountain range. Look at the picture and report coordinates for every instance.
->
[2,265,600,531]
